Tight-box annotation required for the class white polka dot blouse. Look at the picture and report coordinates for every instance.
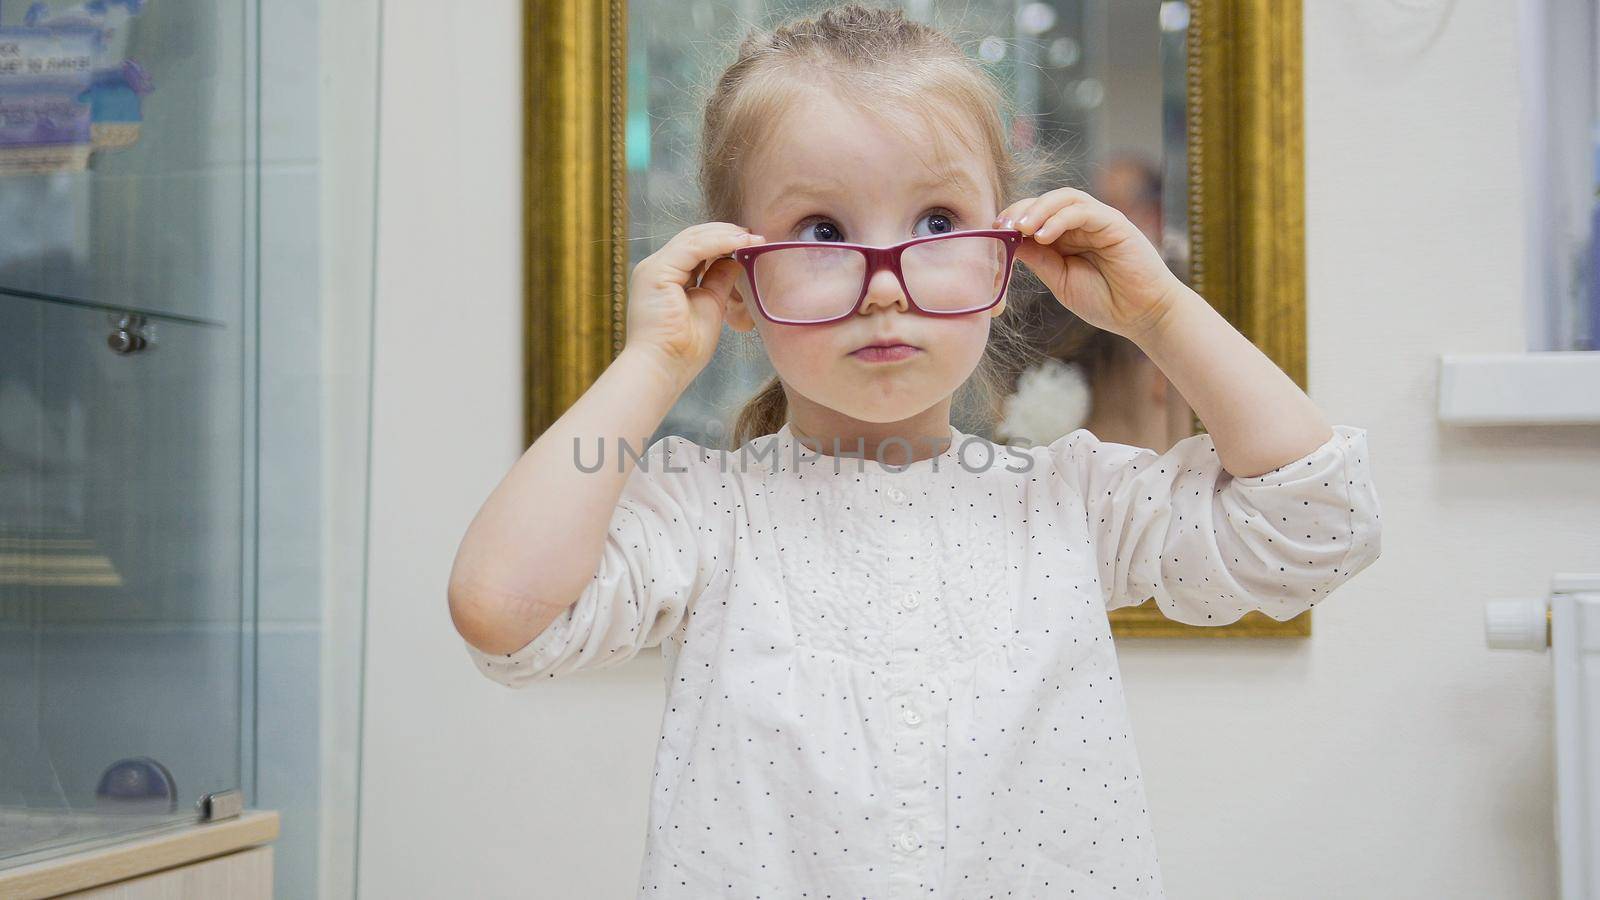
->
[466,421,1383,897]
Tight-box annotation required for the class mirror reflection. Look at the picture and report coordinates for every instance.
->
[629,0,1195,454]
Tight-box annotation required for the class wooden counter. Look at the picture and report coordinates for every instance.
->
[0,810,279,899]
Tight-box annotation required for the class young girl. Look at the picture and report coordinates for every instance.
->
[449,5,1382,897]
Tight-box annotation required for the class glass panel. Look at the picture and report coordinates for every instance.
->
[0,0,378,888]
[0,0,254,868]
[252,0,381,896]
[628,0,1191,451]
[1521,0,1600,351]
[0,298,245,863]
[0,0,250,326]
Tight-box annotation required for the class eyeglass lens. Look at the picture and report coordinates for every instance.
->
[752,235,1007,322]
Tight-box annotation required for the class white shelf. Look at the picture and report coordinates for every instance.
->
[1437,352,1600,425]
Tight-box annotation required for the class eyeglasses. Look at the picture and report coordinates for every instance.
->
[728,228,1024,326]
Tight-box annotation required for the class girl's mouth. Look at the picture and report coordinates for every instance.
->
[850,344,920,363]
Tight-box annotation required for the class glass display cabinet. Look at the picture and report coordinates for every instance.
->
[0,0,378,895]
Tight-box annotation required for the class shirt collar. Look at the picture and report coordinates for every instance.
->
[751,421,970,478]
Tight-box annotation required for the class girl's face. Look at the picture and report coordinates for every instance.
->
[726,87,1007,435]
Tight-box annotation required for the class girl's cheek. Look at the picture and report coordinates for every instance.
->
[926,316,991,352]
[758,327,823,372]
[767,320,828,348]
[938,321,995,374]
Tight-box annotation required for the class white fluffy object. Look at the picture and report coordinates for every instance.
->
[995,357,1092,446]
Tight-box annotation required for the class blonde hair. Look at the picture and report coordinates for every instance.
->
[696,2,1065,447]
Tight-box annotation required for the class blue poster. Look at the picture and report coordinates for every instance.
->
[0,0,152,175]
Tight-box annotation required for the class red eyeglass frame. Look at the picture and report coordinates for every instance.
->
[726,228,1025,326]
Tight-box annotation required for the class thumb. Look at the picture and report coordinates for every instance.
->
[1015,239,1066,287]
[687,257,743,307]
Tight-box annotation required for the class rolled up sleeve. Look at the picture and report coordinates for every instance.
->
[465,436,731,686]
[1053,424,1383,625]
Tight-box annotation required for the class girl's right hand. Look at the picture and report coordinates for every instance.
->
[625,222,765,384]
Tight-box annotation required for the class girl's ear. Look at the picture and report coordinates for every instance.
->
[988,289,1008,318]
[724,279,758,333]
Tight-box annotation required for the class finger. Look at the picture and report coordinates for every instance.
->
[993,199,1028,228]
[1033,202,1119,244]
[687,257,742,305]
[649,225,765,284]
[662,222,761,264]
[995,194,1050,228]
[1014,239,1067,290]
[1011,187,1094,232]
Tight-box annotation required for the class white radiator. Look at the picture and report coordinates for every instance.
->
[1486,573,1600,899]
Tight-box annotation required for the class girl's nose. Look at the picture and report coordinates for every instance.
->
[857,268,908,315]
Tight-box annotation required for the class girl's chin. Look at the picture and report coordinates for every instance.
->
[820,393,949,426]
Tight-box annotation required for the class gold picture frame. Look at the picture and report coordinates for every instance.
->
[522,0,1309,638]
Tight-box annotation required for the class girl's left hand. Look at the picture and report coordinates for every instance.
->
[995,188,1185,341]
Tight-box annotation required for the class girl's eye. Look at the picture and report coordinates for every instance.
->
[914,210,958,237]
[797,219,844,242]
[800,208,960,240]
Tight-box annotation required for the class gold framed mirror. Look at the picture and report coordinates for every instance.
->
[523,0,1308,637]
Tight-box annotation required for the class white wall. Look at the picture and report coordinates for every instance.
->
[359,3,1599,898]
[359,3,673,898]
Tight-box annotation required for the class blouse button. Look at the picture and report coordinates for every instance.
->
[901,706,923,726]
[898,592,921,610]
[886,486,908,504]
[894,830,920,853]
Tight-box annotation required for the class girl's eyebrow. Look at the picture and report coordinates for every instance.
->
[910,168,977,192]
[770,178,848,205]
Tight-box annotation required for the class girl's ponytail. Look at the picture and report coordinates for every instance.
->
[732,374,787,448]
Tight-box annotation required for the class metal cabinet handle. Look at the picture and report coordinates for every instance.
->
[107,312,150,354]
